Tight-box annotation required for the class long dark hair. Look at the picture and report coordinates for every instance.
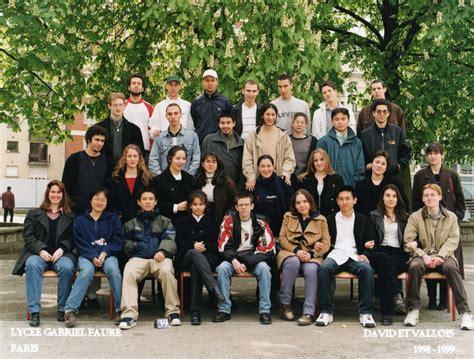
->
[377,184,408,222]
[40,180,72,214]
[194,152,229,188]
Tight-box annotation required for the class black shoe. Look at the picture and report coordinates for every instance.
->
[191,311,201,326]
[57,311,65,322]
[437,303,447,311]
[427,299,437,310]
[87,298,100,310]
[259,313,272,325]
[212,287,226,306]
[381,315,393,326]
[213,312,231,323]
[29,313,40,327]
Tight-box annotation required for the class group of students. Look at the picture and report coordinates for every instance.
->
[11,70,471,331]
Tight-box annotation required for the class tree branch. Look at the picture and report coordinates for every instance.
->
[315,25,381,50]
[333,5,384,45]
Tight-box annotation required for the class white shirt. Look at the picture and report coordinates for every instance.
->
[271,96,311,134]
[381,217,400,248]
[327,211,358,265]
[201,174,215,202]
[241,103,257,139]
[237,219,254,252]
[149,96,193,136]
[123,99,154,151]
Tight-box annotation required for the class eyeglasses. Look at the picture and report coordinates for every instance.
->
[237,203,252,208]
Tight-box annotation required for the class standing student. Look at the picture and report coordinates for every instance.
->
[151,146,194,225]
[175,191,224,325]
[243,103,296,191]
[232,80,263,139]
[2,186,15,222]
[368,185,409,325]
[12,180,76,327]
[290,113,318,176]
[108,144,153,224]
[64,189,123,327]
[296,149,344,217]
[412,142,466,310]
[277,189,330,325]
[193,152,237,224]
[317,108,365,187]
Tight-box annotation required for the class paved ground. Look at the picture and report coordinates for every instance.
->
[0,249,473,358]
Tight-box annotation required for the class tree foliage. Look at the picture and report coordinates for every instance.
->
[1,0,472,164]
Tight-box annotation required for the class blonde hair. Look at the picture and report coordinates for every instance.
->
[298,148,335,181]
[112,144,153,186]
[108,92,126,104]
[423,183,442,196]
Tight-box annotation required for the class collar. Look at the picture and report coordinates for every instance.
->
[192,214,204,222]
[166,95,181,101]
[126,98,144,104]
[167,125,182,137]
[203,91,218,98]
[422,205,448,219]
[337,210,355,221]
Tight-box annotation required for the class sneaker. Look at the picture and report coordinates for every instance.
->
[404,309,419,327]
[168,313,182,326]
[315,313,333,327]
[119,317,136,330]
[460,312,473,331]
[64,311,77,328]
[280,304,295,321]
[297,314,315,326]
[360,314,376,328]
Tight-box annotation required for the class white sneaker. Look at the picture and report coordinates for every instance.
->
[315,313,333,327]
[359,314,376,328]
[168,313,182,326]
[460,312,473,330]
[118,317,136,330]
[404,309,419,327]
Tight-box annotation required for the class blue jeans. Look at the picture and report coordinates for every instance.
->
[65,256,122,313]
[216,261,272,314]
[25,255,75,313]
[319,257,374,315]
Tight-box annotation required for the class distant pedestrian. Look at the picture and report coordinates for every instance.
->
[2,186,15,222]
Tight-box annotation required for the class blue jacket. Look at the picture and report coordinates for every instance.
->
[73,211,124,261]
[148,126,200,176]
[123,211,177,259]
[317,127,365,187]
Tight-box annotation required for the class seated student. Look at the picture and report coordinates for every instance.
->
[296,148,344,217]
[12,180,76,327]
[316,185,376,328]
[119,189,180,329]
[317,108,365,187]
[64,188,123,328]
[175,191,224,325]
[214,193,276,325]
[277,189,330,325]
[289,112,317,176]
[404,184,472,330]
[355,150,407,216]
[64,188,123,327]
[368,185,409,325]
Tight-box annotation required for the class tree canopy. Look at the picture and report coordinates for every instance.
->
[1,0,472,164]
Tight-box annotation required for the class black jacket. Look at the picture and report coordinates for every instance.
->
[151,168,194,224]
[360,123,411,175]
[296,173,344,217]
[97,117,145,165]
[191,91,232,142]
[12,209,76,275]
[107,171,149,224]
[369,209,406,248]
[326,212,375,258]
[231,101,263,136]
[175,213,221,270]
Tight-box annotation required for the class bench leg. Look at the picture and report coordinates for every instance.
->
[350,278,354,300]
[180,273,185,319]
[26,309,30,321]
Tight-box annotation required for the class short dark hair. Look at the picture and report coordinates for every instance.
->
[85,125,107,144]
[218,112,234,123]
[260,103,279,124]
[372,150,391,170]
[138,188,157,201]
[336,185,357,199]
[235,192,254,205]
[371,79,386,88]
[278,74,292,83]
[127,74,146,89]
[257,154,274,166]
[425,142,445,155]
[371,99,391,113]
[188,190,208,207]
[292,112,308,124]
[7,186,11,191]
[165,103,182,113]
[166,145,187,165]
[243,80,259,89]
[290,189,317,215]
[331,108,349,120]
[89,187,109,202]
[320,80,336,92]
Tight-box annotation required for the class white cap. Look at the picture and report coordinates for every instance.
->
[202,69,218,79]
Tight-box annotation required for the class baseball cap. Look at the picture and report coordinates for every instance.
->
[202,69,218,79]
[165,75,182,83]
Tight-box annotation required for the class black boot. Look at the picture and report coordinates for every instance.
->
[437,282,447,310]
[426,281,437,310]
[191,311,201,325]
[29,313,40,327]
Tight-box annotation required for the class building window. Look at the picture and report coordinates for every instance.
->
[6,141,19,152]
[29,143,49,164]
[5,166,19,177]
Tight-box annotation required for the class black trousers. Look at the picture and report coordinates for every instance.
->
[182,249,219,311]
[370,246,408,315]
[3,208,13,222]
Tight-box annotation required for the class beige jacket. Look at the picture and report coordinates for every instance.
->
[242,126,296,183]
[404,206,459,261]
[276,212,331,268]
